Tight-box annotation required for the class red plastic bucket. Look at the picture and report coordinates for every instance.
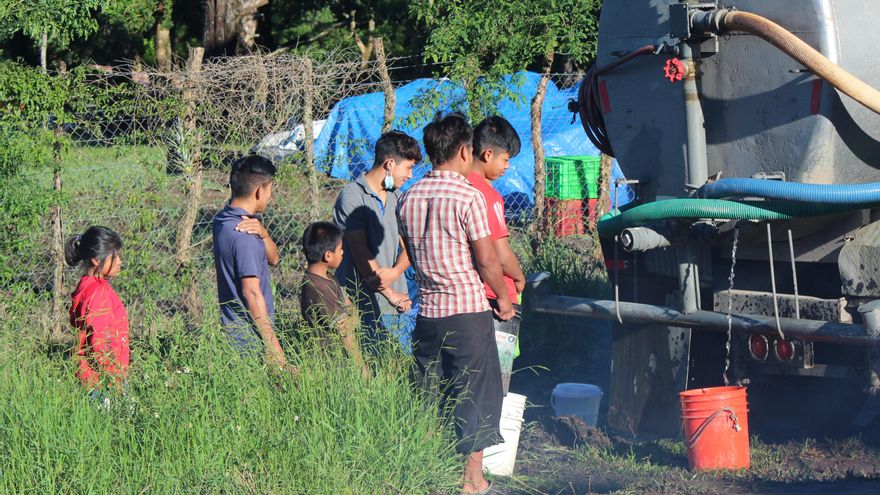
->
[679,386,750,471]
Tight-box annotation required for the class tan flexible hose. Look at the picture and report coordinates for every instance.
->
[723,11,880,115]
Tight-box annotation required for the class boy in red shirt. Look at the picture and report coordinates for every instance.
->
[467,116,526,393]
[66,226,129,389]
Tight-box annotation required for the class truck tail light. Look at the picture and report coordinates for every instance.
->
[774,339,796,363]
[748,334,769,361]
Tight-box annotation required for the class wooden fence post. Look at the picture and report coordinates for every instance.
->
[302,56,319,222]
[176,47,205,323]
[50,134,66,343]
[374,37,396,133]
[598,153,614,218]
[530,52,554,248]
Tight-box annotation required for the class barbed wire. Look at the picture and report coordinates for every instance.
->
[3,56,604,340]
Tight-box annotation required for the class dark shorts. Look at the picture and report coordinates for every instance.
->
[412,310,503,454]
[222,319,264,358]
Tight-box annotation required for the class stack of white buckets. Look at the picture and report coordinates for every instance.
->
[481,311,604,476]
[482,383,603,475]
[482,392,527,476]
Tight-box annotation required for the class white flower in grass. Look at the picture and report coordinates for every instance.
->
[294,415,300,422]
[236,425,241,432]
[183,366,191,374]
[153,411,160,418]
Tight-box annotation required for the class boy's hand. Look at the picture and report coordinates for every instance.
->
[394,297,413,314]
[367,267,399,291]
[493,296,515,321]
[264,348,288,370]
[283,363,301,377]
[236,216,269,240]
[382,289,412,313]
[514,275,526,295]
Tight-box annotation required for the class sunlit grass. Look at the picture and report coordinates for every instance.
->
[0,322,461,494]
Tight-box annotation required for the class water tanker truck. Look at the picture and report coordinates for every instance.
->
[528,0,880,437]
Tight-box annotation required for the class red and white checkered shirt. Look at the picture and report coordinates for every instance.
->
[398,170,492,318]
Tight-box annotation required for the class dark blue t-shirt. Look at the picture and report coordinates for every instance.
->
[212,203,274,349]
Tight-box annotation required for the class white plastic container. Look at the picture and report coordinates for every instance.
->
[482,393,526,476]
[551,383,603,426]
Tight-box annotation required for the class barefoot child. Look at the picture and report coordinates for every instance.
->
[66,226,129,389]
[300,221,368,377]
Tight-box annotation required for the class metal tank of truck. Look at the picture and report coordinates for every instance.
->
[528,0,880,437]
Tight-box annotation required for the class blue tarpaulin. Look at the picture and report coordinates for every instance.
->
[315,72,634,219]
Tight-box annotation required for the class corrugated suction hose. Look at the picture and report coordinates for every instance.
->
[699,178,880,204]
[596,198,873,237]
[722,11,880,115]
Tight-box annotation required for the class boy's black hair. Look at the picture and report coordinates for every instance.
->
[423,113,472,166]
[65,226,123,267]
[474,115,521,158]
[374,130,422,167]
[230,154,277,199]
[301,221,343,264]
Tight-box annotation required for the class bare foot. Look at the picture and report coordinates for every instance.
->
[462,478,490,494]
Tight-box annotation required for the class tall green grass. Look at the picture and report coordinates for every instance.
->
[0,324,461,494]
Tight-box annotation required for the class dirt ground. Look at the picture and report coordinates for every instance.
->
[492,420,880,494]
[493,311,880,494]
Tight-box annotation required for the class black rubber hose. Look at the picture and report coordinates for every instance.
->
[578,45,656,157]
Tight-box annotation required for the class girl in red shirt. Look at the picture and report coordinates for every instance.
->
[65,226,129,389]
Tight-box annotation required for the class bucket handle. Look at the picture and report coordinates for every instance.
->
[684,407,742,450]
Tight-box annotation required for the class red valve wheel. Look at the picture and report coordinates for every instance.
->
[663,58,686,82]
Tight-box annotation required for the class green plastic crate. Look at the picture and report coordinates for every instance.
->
[545,155,601,200]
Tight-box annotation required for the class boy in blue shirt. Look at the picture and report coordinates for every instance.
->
[212,155,287,369]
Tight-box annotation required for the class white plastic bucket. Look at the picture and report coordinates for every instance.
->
[482,393,526,476]
[551,383,603,426]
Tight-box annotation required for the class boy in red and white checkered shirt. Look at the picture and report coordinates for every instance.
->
[398,113,514,495]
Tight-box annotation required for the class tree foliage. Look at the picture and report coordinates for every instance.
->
[104,0,168,35]
[269,0,422,59]
[412,0,601,117]
[0,0,108,50]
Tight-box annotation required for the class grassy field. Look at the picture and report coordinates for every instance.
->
[0,325,462,494]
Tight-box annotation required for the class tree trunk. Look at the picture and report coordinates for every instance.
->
[203,0,268,56]
[237,9,260,53]
[40,31,48,72]
[530,52,554,245]
[156,21,172,71]
[203,0,227,55]
[302,57,319,222]
[374,37,395,133]
[349,10,376,71]
[177,47,205,323]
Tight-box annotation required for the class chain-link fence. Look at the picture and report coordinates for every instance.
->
[1,51,609,342]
